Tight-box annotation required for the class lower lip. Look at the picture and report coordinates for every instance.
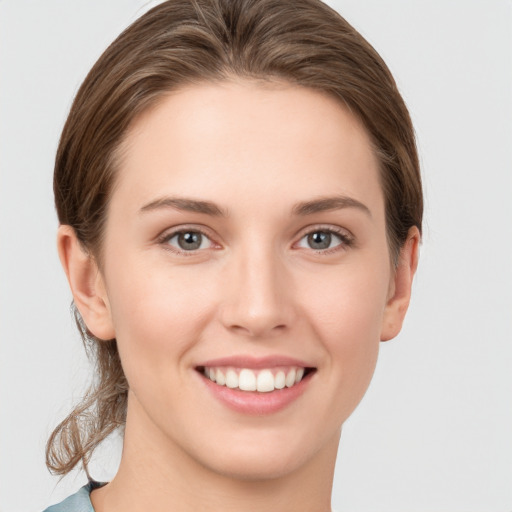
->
[199,372,312,415]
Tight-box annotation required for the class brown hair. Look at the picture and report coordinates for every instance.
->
[48,0,423,477]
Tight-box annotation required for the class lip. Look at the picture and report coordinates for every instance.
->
[196,355,312,369]
[195,355,316,415]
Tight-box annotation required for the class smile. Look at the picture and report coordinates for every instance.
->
[195,356,316,414]
[199,366,312,393]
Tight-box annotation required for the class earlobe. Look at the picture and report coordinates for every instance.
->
[57,225,116,341]
[380,226,420,342]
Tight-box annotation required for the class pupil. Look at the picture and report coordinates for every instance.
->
[308,231,331,250]
[179,232,201,250]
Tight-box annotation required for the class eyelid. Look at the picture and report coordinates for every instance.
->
[293,224,355,252]
[156,224,221,254]
[154,223,354,255]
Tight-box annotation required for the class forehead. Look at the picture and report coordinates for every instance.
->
[113,80,384,216]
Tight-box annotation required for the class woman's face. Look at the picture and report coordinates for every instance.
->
[87,80,411,479]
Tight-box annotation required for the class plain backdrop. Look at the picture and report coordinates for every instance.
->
[1,1,511,511]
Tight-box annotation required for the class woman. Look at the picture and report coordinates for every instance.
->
[44,0,422,510]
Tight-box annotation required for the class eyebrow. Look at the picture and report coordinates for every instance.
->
[139,197,227,216]
[139,194,371,218]
[292,195,371,217]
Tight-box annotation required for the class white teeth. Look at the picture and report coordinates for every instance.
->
[274,371,286,389]
[215,368,226,386]
[225,369,239,389]
[256,369,275,392]
[203,366,308,392]
[239,369,257,391]
[285,368,296,388]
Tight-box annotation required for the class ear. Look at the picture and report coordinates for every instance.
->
[57,225,116,341]
[380,226,420,342]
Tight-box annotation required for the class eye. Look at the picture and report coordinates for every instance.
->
[296,229,351,252]
[165,230,213,252]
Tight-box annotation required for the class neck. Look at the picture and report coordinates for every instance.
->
[91,395,339,512]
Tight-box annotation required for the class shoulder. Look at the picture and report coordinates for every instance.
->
[43,481,106,512]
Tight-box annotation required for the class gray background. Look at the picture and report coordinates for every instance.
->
[1,0,511,511]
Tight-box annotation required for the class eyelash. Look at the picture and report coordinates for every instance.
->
[294,226,354,254]
[157,225,354,255]
[157,226,217,256]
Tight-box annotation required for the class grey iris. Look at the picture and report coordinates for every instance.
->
[308,232,331,250]
[178,231,202,250]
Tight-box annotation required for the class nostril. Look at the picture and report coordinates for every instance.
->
[227,321,289,338]
[218,274,295,338]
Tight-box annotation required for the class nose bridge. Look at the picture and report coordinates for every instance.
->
[220,236,293,337]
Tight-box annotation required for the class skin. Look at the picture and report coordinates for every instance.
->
[58,80,419,512]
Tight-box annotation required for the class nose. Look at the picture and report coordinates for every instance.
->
[219,245,296,338]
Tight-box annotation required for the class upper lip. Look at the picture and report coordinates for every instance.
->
[196,355,315,369]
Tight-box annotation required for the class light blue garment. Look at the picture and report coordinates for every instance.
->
[43,481,339,511]
[43,482,105,512]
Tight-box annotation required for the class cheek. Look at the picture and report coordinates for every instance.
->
[104,259,217,379]
[301,259,390,339]
[299,259,390,385]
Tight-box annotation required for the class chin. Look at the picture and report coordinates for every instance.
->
[187,425,340,482]
[198,449,307,482]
